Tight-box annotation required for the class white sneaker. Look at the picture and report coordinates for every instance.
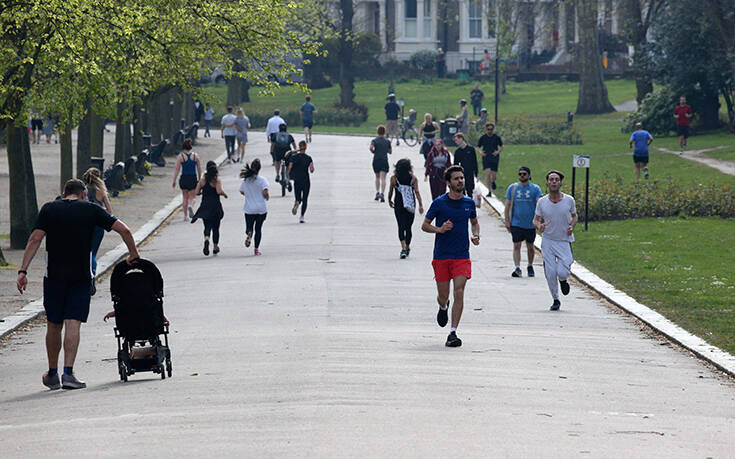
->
[299,216,305,223]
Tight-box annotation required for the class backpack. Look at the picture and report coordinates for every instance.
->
[275,131,290,148]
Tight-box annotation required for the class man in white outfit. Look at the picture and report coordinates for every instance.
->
[533,170,577,311]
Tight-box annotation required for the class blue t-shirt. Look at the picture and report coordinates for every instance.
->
[425,194,477,260]
[385,102,400,120]
[505,182,542,229]
[301,102,316,122]
[630,129,652,155]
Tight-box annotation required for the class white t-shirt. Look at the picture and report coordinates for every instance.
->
[266,115,286,139]
[221,113,238,136]
[240,176,269,215]
[534,193,577,242]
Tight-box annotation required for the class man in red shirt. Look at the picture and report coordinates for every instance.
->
[674,96,692,154]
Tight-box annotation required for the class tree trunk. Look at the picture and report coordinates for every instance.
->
[132,104,144,155]
[90,109,104,160]
[7,125,38,249]
[575,0,615,114]
[240,79,250,102]
[338,0,356,107]
[226,79,240,107]
[0,246,7,266]
[150,94,162,143]
[76,104,92,178]
[621,0,654,104]
[172,88,183,131]
[114,101,132,162]
[699,90,721,130]
[59,110,73,192]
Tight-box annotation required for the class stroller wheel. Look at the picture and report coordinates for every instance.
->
[119,362,128,382]
[160,364,166,380]
[166,358,172,377]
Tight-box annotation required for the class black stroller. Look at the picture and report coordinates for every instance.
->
[110,259,172,381]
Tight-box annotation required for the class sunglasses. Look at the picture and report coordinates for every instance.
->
[518,172,528,176]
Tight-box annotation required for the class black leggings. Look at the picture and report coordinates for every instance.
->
[245,213,267,248]
[294,179,311,216]
[394,206,415,245]
[203,218,221,244]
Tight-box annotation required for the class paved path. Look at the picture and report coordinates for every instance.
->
[614,100,637,112]
[655,145,735,176]
[1,134,734,457]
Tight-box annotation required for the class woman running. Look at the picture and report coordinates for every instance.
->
[82,167,112,295]
[172,138,201,221]
[234,108,251,162]
[418,113,439,159]
[239,158,269,256]
[388,158,424,259]
[425,138,452,200]
[191,161,228,256]
[287,140,314,224]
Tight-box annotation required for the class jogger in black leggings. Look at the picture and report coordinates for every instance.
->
[287,140,314,224]
[245,214,267,249]
[240,158,270,256]
[191,161,227,256]
[388,158,424,259]
[203,218,221,245]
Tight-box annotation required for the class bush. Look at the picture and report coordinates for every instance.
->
[408,50,437,71]
[622,87,677,136]
[465,116,582,145]
[244,103,368,129]
[582,174,735,221]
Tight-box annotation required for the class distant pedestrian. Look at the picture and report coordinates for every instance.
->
[470,84,484,116]
[42,114,56,144]
[239,158,269,256]
[674,96,692,154]
[452,133,478,198]
[191,161,228,256]
[388,158,424,259]
[82,167,113,294]
[287,140,314,223]
[194,99,205,124]
[271,123,296,183]
[425,138,452,200]
[385,94,401,146]
[456,99,469,134]
[477,122,503,196]
[436,48,446,79]
[300,95,317,143]
[17,178,139,390]
[629,122,653,180]
[204,103,215,138]
[504,166,542,278]
[475,108,488,129]
[370,125,392,202]
[266,109,286,144]
[30,109,43,144]
[418,113,439,159]
[421,165,480,347]
[533,170,577,311]
[235,108,251,162]
[172,138,201,222]
[220,106,237,162]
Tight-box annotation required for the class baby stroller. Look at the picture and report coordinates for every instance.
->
[110,259,172,381]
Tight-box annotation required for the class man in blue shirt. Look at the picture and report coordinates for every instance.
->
[504,166,542,278]
[384,94,401,146]
[300,95,317,143]
[629,122,653,180]
[422,165,480,348]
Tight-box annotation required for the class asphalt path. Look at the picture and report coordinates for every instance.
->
[1,134,734,457]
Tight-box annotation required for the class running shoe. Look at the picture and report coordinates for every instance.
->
[299,216,305,224]
[61,373,86,389]
[187,206,194,218]
[491,181,497,190]
[42,371,61,390]
[436,301,449,327]
[527,265,535,277]
[643,167,649,180]
[245,232,252,247]
[275,174,281,182]
[292,202,299,215]
[550,299,561,311]
[445,331,462,347]
[379,193,385,203]
[203,240,210,256]
[400,249,407,259]
[560,279,570,295]
[486,191,492,197]
[679,150,684,155]
[374,193,380,201]
[406,248,411,257]
[287,182,292,192]
[511,267,522,277]
[213,246,220,255]
[254,249,262,256]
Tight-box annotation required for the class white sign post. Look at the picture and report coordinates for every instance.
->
[571,155,590,230]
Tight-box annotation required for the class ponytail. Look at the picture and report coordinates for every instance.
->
[82,167,107,200]
[204,160,218,182]
[239,158,261,180]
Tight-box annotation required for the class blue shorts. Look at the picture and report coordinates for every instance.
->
[633,155,649,164]
[303,120,313,129]
[43,277,92,324]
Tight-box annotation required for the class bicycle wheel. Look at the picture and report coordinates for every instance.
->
[403,128,418,147]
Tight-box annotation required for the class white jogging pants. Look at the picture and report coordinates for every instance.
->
[541,238,574,300]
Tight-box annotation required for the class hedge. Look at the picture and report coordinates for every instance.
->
[465,115,582,145]
[243,103,368,129]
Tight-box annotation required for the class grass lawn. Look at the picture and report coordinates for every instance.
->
[700,145,735,162]
[574,217,735,354]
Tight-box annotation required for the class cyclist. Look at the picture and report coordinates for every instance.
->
[418,113,439,159]
[270,123,296,186]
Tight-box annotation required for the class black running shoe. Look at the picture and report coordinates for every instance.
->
[550,299,561,311]
[527,265,535,277]
[203,240,210,256]
[511,267,522,277]
[486,191,492,197]
[436,301,449,327]
[560,279,570,296]
[491,181,497,190]
[445,331,462,347]
[213,246,220,255]
[400,249,407,259]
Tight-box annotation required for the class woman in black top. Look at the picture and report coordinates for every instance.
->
[192,161,228,255]
[287,140,314,223]
[388,158,424,259]
[418,113,439,159]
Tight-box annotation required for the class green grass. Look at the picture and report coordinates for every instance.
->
[574,217,735,354]
[700,145,735,162]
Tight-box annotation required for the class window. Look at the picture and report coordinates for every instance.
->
[469,0,482,39]
[404,0,417,38]
[487,0,496,38]
[423,0,432,39]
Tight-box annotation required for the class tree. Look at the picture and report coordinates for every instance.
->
[620,0,663,104]
[574,0,615,114]
[701,0,735,131]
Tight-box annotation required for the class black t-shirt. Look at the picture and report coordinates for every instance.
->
[385,102,400,120]
[288,153,313,182]
[477,133,503,156]
[371,137,392,163]
[35,199,118,281]
[453,145,478,177]
[470,89,484,104]
[270,132,295,155]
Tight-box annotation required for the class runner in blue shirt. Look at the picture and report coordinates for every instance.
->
[504,166,542,278]
[629,122,653,180]
[300,95,317,143]
[422,165,480,348]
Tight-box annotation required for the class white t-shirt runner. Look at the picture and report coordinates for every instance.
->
[240,176,269,215]
[534,193,577,242]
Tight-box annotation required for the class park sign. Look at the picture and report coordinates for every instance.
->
[571,155,590,231]
[573,155,590,168]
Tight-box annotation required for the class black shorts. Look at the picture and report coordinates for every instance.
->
[373,161,389,174]
[303,120,313,129]
[510,226,536,244]
[179,174,198,191]
[633,155,649,164]
[676,125,689,138]
[31,119,43,131]
[274,148,289,162]
[43,277,92,324]
[482,155,499,172]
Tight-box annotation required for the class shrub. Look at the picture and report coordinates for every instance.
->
[622,87,677,136]
[465,116,582,145]
[408,50,437,71]
[244,103,368,129]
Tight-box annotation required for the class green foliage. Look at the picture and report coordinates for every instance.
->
[304,33,382,87]
[465,116,582,146]
[622,87,678,135]
[244,104,368,128]
[408,50,437,71]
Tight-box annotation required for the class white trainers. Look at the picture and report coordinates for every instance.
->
[299,216,305,224]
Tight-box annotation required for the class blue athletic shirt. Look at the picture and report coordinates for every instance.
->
[425,193,477,260]
[505,182,542,229]
[301,102,316,122]
[630,129,653,155]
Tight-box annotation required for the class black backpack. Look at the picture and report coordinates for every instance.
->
[275,131,290,148]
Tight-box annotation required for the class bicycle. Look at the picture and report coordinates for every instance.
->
[278,152,293,197]
[400,110,419,147]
